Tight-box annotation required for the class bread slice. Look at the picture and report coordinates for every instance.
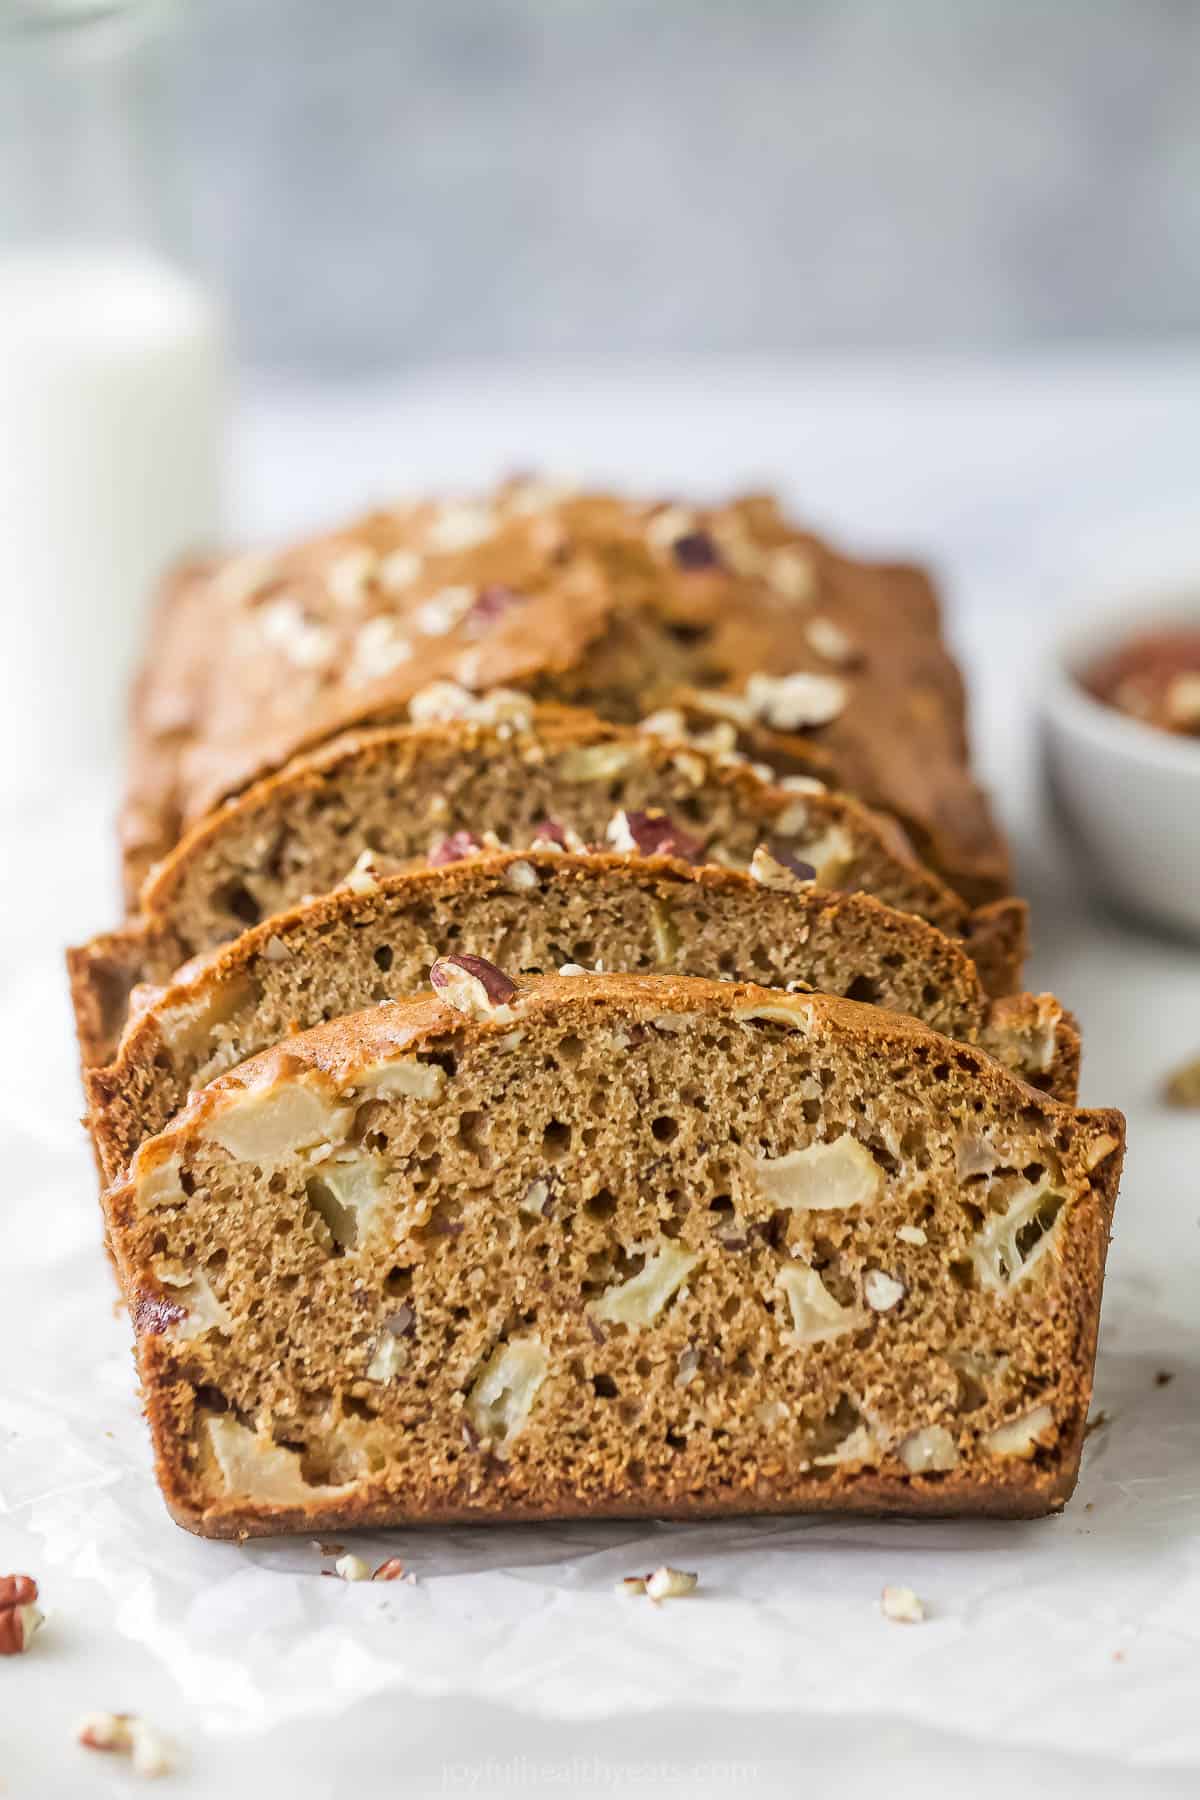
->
[103,969,1122,1538]
[76,707,1024,1071]
[120,484,1007,905]
[84,851,1077,1184]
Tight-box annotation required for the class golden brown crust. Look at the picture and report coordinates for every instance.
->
[121,485,1008,904]
[67,919,159,1078]
[103,974,1123,1536]
[961,897,1028,999]
[157,1460,1081,1538]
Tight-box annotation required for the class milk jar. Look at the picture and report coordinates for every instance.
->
[0,1,226,787]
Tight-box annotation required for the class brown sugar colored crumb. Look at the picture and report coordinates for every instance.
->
[69,709,1028,1079]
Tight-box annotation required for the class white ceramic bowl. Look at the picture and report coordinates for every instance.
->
[1041,584,1200,938]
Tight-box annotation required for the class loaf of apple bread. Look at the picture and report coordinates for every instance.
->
[104,969,1122,1538]
[83,850,1077,1185]
[120,484,1008,905]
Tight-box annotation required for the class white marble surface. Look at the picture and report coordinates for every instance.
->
[2,353,1199,1798]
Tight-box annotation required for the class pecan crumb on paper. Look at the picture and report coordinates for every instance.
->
[1162,1051,1200,1108]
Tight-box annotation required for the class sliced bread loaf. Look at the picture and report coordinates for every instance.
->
[104,969,1122,1538]
[77,708,1024,1072]
[84,851,1077,1183]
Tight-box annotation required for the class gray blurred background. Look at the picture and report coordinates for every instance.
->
[172,0,1198,373]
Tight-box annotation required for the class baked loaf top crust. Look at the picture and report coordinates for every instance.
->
[105,971,1122,1538]
[82,849,1077,1182]
[122,484,1007,902]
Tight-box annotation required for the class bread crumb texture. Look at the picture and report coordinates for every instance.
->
[82,851,1075,1186]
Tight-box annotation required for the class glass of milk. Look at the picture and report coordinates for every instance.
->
[0,0,226,793]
